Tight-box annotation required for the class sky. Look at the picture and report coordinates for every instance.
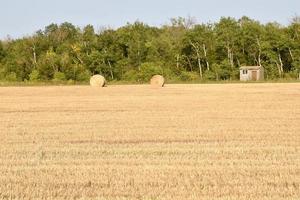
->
[0,0,299,39]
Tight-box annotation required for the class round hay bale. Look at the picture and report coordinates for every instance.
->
[90,75,106,87]
[150,75,165,87]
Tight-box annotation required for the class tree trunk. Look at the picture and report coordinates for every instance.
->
[215,72,219,81]
[254,56,258,66]
[202,44,210,71]
[288,48,294,61]
[237,58,241,67]
[197,56,203,79]
[275,61,282,77]
[190,42,203,79]
[186,56,193,71]
[103,49,114,79]
[176,54,180,69]
[256,37,262,66]
[227,45,234,69]
[278,52,284,75]
[227,45,230,62]
[258,51,261,66]
[107,59,114,80]
[32,45,37,68]
[230,51,234,69]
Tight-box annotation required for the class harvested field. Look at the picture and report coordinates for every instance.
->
[0,83,300,200]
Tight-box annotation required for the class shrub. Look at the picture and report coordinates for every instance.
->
[29,70,40,82]
[219,60,232,80]
[137,63,163,82]
[53,72,66,82]
[5,72,18,82]
[67,79,75,85]
[161,67,177,81]
[203,70,216,80]
[0,67,5,81]
[123,70,139,82]
[180,71,199,81]
[76,69,91,82]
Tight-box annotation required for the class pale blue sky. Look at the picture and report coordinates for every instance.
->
[0,0,299,39]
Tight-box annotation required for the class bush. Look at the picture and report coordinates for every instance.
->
[0,67,5,81]
[161,67,177,81]
[53,71,66,82]
[123,70,139,82]
[67,79,75,85]
[123,63,164,83]
[137,63,163,82]
[261,62,280,80]
[179,71,199,81]
[5,72,18,82]
[284,71,299,80]
[76,69,91,82]
[29,70,40,82]
[219,60,232,80]
[203,70,216,80]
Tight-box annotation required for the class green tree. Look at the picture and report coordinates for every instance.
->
[0,18,299,83]
[238,16,264,66]
[214,17,241,80]
[182,24,214,79]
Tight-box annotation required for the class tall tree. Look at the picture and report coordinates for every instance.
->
[182,24,214,78]
[215,17,240,71]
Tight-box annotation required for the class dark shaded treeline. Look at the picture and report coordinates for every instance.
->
[0,16,299,82]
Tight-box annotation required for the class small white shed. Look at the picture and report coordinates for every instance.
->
[240,66,264,81]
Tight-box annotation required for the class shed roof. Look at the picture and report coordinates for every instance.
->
[240,66,262,70]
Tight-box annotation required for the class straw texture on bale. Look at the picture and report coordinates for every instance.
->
[90,75,106,87]
[150,75,165,87]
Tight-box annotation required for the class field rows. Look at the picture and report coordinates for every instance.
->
[0,83,300,199]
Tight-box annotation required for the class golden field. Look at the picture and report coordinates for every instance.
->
[0,83,300,200]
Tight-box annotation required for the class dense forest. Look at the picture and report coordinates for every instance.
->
[0,16,300,83]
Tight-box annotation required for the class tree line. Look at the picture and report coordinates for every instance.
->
[0,16,300,83]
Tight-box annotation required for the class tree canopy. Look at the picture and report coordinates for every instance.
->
[1,16,300,82]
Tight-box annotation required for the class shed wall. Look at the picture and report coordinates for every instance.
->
[240,68,264,81]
